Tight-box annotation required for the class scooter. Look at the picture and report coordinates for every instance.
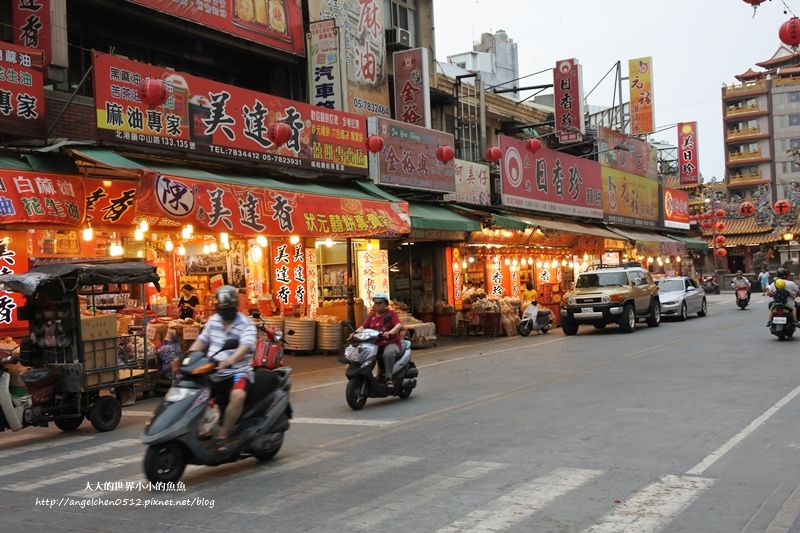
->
[251,312,294,370]
[142,339,292,484]
[701,275,720,294]
[516,302,552,336]
[735,287,750,309]
[769,303,796,341]
[339,319,418,410]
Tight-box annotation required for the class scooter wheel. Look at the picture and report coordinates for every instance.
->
[714,287,720,295]
[346,377,368,410]
[517,322,532,337]
[144,442,186,484]
[254,432,284,461]
[396,387,412,399]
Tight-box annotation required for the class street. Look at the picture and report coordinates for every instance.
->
[4,293,800,532]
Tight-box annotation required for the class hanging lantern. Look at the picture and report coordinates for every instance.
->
[435,145,455,163]
[715,221,726,232]
[485,146,502,162]
[774,199,792,214]
[714,208,726,219]
[267,122,292,145]
[704,212,712,220]
[780,17,800,48]
[715,235,727,245]
[715,247,728,258]
[738,201,755,217]
[525,138,541,154]
[365,135,384,153]
[742,0,767,15]
[139,77,169,106]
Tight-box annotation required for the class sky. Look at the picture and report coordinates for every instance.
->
[431,0,797,182]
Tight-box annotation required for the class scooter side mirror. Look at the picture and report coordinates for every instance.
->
[251,311,261,319]
[215,339,239,356]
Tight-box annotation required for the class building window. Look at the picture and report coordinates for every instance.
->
[790,114,800,127]
[384,0,417,46]
[789,91,800,103]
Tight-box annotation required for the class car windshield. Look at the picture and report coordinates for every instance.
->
[657,280,685,292]
[576,272,629,288]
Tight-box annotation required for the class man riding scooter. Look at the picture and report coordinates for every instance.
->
[187,285,257,452]
[350,293,402,388]
[731,270,751,305]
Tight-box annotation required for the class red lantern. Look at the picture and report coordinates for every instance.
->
[267,122,292,145]
[688,215,696,222]
[739,201,755,216]
[525,138,541,154]
[715,235,727,245]
[714,208,726,219]
[774,199,792,215]
[485,146,502,162]
[780,18,800,48]
[704,212,712,220]
[139,77,168,106]
[365,135,384,153]
[436,145,455,163]
[715,247,728,258]
[715,221,726,232]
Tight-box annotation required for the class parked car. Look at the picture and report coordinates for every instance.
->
[656,276,707,321]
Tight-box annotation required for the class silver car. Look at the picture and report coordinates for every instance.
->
[656,277,708,321]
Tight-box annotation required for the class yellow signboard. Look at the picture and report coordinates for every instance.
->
[628,57,654,135]
[602,167,659,227]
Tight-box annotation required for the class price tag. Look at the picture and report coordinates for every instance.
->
[183,327,199,340]
[146,325,156,340]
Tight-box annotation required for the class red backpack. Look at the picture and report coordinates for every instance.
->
[253,338,283,370]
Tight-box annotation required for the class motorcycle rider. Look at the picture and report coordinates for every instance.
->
[730,270,751,303]
[766,268,799,326]
[187,285,257,452]
[351,292,402,388]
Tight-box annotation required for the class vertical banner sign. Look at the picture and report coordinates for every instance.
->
[677,122,699,185]
[393,48,431,128]
[0,231,27,337]
[12,0,51,70]
[0,42,46,138]
[629,57,654,135]
[448,247,463,311]
[553,59,585,143]
[308,0,391,117]
[486,259,511,298]
[271,240,307,314]
[306,247,318,319]
[357,249,389,304]
[307,19,345,111]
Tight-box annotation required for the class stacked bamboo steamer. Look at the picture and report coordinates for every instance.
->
[284,318,315,352]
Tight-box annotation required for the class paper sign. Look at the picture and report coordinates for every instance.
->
[146,325,156,340]
[182,327,199,340]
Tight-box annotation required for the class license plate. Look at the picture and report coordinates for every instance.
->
[581,307,594,314]
[773,316,787,324]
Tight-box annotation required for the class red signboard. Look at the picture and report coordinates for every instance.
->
[393,48,430,128]
[0,42,45,138]
[678,122,699,185]
[597,126,658,179]
[92,52,368,175]
[12,0,50,69]
[135,171,411,238]
[0,231,28,337]
[368,116,456,192]
[553,59,585,143]
[271,240,306,310]
[0,170,84,226]
[663,187,690,230]
[129,0,305,57]
[85,178,137,228]
[499,135,603,219]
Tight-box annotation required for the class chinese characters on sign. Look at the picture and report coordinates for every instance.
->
[307,20,345,111]
[442,158,491,206]
[93,52,369,175]
[596,126,658,180]
[498,135,603,219]
[553,59,585,144]
[85,178,139,227]
[0,171,84,225]
[663,187,690,230]
[12,0,50,69]
[0,231,26,332]
[0,42,45,138]
[628,57,654,135]
[392,48,431,128]
[271,240,306,311]
[677,122,699,186]
[306,248,318,319]
[602,167,659,227]
[357,249,388,304]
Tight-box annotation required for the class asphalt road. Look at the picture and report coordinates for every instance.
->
[3,292,800,532]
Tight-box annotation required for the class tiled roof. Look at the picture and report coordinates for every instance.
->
[700,216,772,235]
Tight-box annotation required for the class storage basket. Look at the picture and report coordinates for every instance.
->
[284,318,315,352]
[316,322,343,352]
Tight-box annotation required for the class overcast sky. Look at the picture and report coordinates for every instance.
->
[432,0,795,181]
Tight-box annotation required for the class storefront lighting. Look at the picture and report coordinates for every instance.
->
[210,241,218,253]
[468,256,475,263]
[665,257,671,264]
[366,241,373,251]
[220,232,229,244]
[647,256,654,263]
[581,260,588,269]
[82,224,93,241]
[504,258,510,266]
[536,261,542,268]
[223,240,230,250]
[256,235,268,247]
[676,256,681,263]
[134,228,144,241]
[203,244,210,254]
[164,238,174,252]
[251,245,262,260]
[511,258,518,266]
[561,259,567,266]
[290,235,300,245]
[177,244,186,256]
[182,225,192,239]
[325,238,333,247]
[461,260,467,269]
[569,261,574,268]
[137,250,144,258]
[139,220,149,232]
[583,253,589,261]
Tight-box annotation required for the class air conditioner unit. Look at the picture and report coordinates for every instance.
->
[385,27,411,49]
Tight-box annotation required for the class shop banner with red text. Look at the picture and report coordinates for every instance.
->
[368,116,456,193]
[486,259,512,299]
[663,187,690,230]
[499,135,603,218]
[447,247,463,311]
[93,52,368,175]
[0,231,27,337]
[129,0,305,56]
[0,42,45,138]
[602,167,659,227]
[12,0,50,69]
[136,171,411,238]
[393,48,430,128]
[629,57,654,135]
[553,59,585,143]
[597,126,657,179]
[271,240,306,311]
[0,170,84,226]
[677,122,699,185]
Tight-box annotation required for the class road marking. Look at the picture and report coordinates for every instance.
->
[582,475,714,533]
[344,461,506,530]
[292,417,396,427]
[228,455,421,516]
[0,435,95,456]
[0,438,139,478]
[121,410,153,417]
[6,455,142,492]
[436,467,602,533]
[686,381,800,475]
[765,484,800,533]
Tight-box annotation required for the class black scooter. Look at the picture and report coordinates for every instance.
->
[769,303,796,341]
[701,275,720,294]
[142,339,292,484]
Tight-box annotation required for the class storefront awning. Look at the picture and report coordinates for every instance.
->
[514,215,623,240]
[408,203,482,232]
[606,227,682,243]
[446,205,530,232]
[667,234,709,250]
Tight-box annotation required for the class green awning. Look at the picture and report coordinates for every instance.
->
[0,154,32,171]
[409,203,482,231]
[70,148,144,170]
[24,154,80,174]
[668,234,709,250]
[490,213,530,231]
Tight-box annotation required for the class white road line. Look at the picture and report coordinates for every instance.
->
[228,455,421,516]
[7,456,142,492]
[121,410,153,417]
[436,467,602,533]
[345,461,506,530]
[686,381,800,475]
[0,435,95,456]
[292,417,396,427]
[582,475,714,533]
[0,438,139,478]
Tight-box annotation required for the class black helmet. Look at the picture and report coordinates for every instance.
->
[777,267,789,279]
[215,285,239,320]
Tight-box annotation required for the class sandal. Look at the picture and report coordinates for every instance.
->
[385,379,394,389]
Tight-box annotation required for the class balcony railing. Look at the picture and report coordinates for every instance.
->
[728,171,764,183]
[726,103,760,116]
[727,125,762,139]
[723,80,767,95]
[729,148,763,161]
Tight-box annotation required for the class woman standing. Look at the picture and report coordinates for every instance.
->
[179,284,199,319]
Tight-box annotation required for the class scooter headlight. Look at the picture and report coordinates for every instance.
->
[273,329,284,342]
[164,387,197,403]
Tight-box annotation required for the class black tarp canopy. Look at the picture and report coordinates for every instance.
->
[0,262,161,296]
